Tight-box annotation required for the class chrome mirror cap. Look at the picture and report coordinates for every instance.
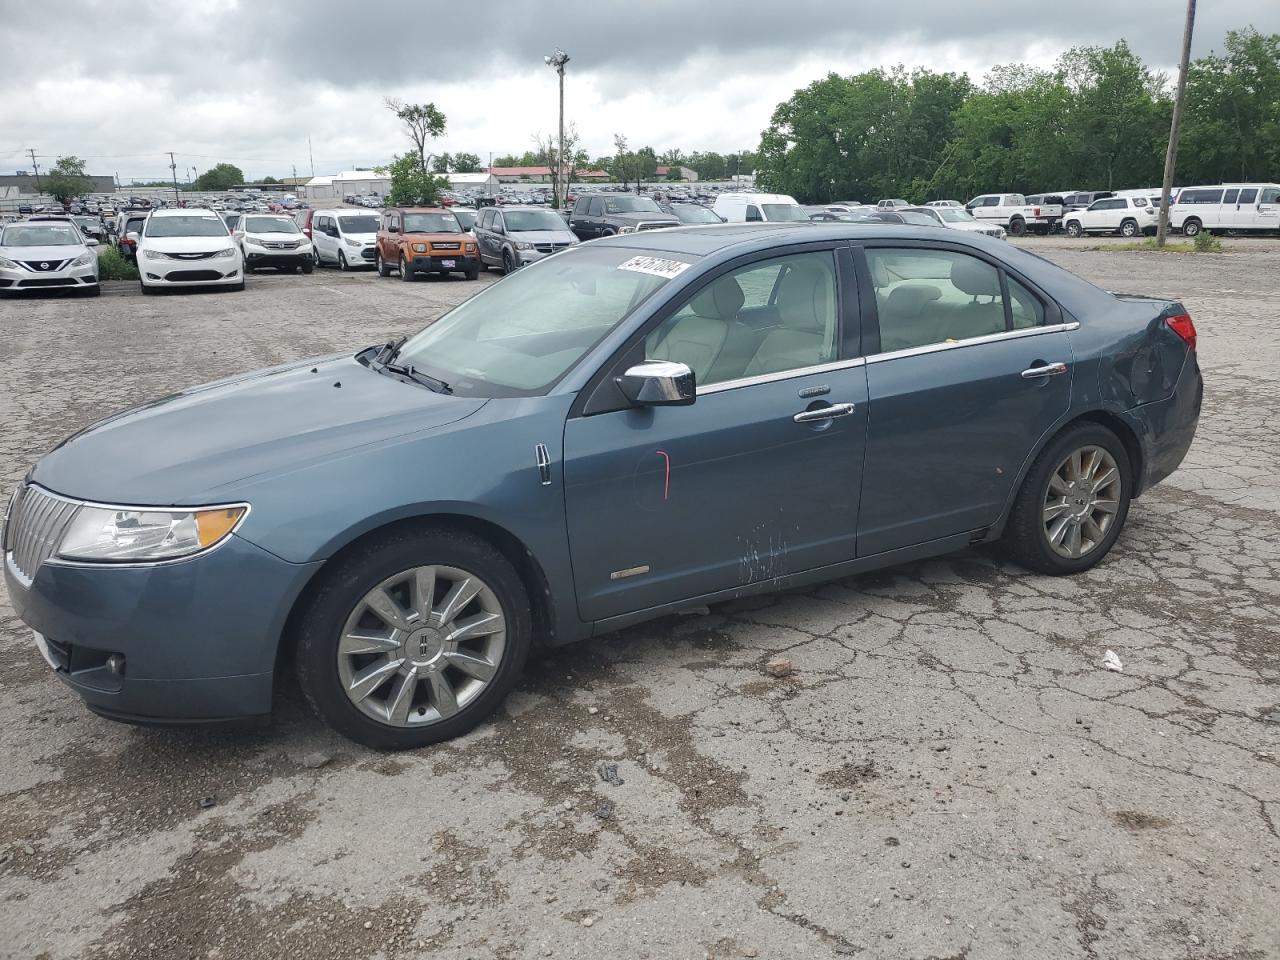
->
[617,360,696,407]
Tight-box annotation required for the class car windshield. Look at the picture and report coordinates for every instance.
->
[899,212,939,226]
[144,215,229,238]
[338,215,379,233]
[1,224,81,246]
[244,216,299,234]
[450,210,476,231]
[937,209,976,223]
[762,204,806,221]
[504,210,568,232]
[403,213,461,233]
[604,196,662,214]
[392,246,695,398]
[671,204,720,224]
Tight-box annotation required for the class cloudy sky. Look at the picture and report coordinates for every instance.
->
[2,0,1276,183]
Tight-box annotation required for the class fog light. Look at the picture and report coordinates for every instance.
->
[146,273,162,280]
[106,653,125,675]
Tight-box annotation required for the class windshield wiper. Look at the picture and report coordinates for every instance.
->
[371,335,407,366]
[383,361,451,394]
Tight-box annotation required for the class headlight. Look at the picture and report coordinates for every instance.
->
[0,256,20,270]
[141,248,171,260]
[212,247,237,258]
[619,226,636,234]
[70,252,96,268]
[514,241,534,250]
[57,504,248,562]
[412,242,427,253]
[343,237,362,247]
[465,242,476,253]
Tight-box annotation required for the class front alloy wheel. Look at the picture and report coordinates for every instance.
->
[1066,221,1082,238]
[295,526,531,749]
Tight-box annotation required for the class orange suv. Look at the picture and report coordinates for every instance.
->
[375,207,479,281]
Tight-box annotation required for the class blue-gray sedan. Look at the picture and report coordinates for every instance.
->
[2,224,1202,748]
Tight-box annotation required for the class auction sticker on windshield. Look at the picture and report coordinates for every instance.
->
[618,255,690,280]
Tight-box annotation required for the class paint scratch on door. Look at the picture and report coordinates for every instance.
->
[738,521,788,585]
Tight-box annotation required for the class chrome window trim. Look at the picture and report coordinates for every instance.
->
[865,321,1080,365]
[5,483,252,574]
[696,357,868,396]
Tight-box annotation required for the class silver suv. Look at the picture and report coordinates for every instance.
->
[473,205,579,273]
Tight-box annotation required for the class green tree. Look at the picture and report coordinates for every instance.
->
[384,97,447,172]
[452,152,482,173]
[1181,28,1280,183]
[194,162,246,192]
[44,156,94,204]
[378,154,447,206]
[261,175,281,185]
[432,152,452,173]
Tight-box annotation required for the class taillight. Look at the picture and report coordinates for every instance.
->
[1166,313,1196,351]
[1034,207,1041,217]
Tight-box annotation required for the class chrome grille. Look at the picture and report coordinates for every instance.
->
[432,242,462,251]
[3,485,78,584]
[21,259,69,271]
[534,242,571,254]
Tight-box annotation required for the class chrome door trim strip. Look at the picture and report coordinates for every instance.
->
[697,357,867,396]
[864,321,1080,365]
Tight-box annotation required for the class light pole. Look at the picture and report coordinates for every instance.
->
[544,48,570,209]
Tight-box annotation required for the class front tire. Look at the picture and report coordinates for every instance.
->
[1065,220,1082,238]
[301,260,314,274]
[1181,217,1202,238]
[1002,422,1132,575]
[376,251,391,277]
[502,250,517,274]
[399,254,413,281]
[338,251,349,271]
[294,526,532,750]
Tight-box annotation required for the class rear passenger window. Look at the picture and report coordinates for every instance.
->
[1238,189,1257,204]
[867,249,1006,353]
[645,251,838,386]
[1007,276,1044,329]
[1222,189,1239,204]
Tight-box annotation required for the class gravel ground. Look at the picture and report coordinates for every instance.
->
[1,241,1278,960]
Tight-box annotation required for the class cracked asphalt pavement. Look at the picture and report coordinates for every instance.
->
[1,241,1278,959]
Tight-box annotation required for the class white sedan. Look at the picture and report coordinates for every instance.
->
[0,220,100,296]
[903,206,1007,239]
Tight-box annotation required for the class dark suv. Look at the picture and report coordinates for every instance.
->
[568,193,679,240]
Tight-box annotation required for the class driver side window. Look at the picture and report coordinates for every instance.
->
[645,252,839,388]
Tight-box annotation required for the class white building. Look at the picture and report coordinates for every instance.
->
[303,170,391,200]
[447,172,498,193]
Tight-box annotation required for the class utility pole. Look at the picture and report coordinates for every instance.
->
[28,148,42,193]
[308,136,315,177]
[1157,0,1196,247]
[544,48,570,209]
[168,151,180,205]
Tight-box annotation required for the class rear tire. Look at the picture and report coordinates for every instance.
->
[1008,217,1026,237]
[1002,422,1132,575]
[1120,218,1138,238]
[1181,217,1202,238]
[294,525,532,750]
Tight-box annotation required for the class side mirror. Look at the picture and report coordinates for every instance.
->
[616,361,696,407]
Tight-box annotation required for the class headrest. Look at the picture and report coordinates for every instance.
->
[886,284,941,318]
[776,260,832,333]
[870,256,890,287]
[950,257,999,297]
[689,276,746,320]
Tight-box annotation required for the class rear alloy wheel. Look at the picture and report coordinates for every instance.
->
[1003,423,1131,575]
[399,253,413,281]
[1065,220,1082,238]
[1007,217,1026,237]
[295,526,531,749]
[1120,218,1138,238]
[1182,218,1202,238]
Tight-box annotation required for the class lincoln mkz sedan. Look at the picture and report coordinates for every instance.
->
[2,224,1202,749]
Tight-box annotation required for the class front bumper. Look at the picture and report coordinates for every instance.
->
[140,256,242,286]
[406,254,478,274]
[3,531,320,722]
[245,250,312,269]
[0,264,98,292]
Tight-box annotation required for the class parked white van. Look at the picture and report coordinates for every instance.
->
[712,193,805,223]
[1170,183,1280,236]
[311,209,381,270]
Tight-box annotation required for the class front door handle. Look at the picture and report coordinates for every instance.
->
[793,402,857,423]
[1021,361,1069,379]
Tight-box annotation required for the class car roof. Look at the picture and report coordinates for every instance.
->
[150,207,216,216]
[497,205,553,212]
[389,206,450,213]
[590,221,985,257]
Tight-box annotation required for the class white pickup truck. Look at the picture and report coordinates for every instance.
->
[965,194,1039,236]
[1023,194,1066,233]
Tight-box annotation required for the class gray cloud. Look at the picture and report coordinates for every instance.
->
[2,0,1276,180]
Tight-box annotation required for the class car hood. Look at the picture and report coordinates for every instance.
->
[31,355,487,505]
[510,229,577,243]
[139,234,236,253]
[0,244,87,262]
[340,232,378,244]
[609,212,680,225]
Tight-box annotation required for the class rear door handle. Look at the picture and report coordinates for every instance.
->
[1021,362,1069,379]
[793,402,857,423]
